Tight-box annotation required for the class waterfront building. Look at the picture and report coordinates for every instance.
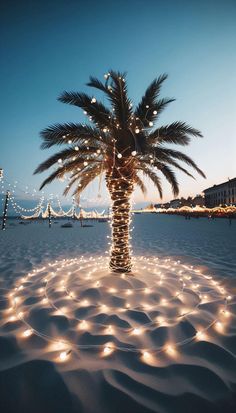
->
[203,178,236,207]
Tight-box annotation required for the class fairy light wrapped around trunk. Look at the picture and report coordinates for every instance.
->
[106,175,134,272]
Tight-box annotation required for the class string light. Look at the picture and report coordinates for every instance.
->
[103,344,114,356]
[59,350,71,361]
[22,329,33,337]
[3,257,232,363]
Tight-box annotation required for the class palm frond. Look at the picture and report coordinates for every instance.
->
[133,174,147,194]
[39,167,66,190]
[150,149,195,178]
[139,158,179,196]
[87,76,112,97]
[58,92,111,128]
[34,147,99,174]
[63,164,102,196]
[148,121,202,145]
[151,98,175,121]
[70,165,103,196]
[40,123,109,149]
[158,164,179,196]
[138,165,163,198]
[155,147,206,178]
[107,70,132,128]
[135,74,168,126]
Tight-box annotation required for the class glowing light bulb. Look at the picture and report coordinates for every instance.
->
[105,325,113,334]
[91,97,96,103]
[132,327,142,335]
[117,153,122,159]
[131,151,137,156]
[59,350,71,362]
[84,161,88,166]
[215,321,224,332]
[149,121,153,126]
[81,299,89,307]
[103,344,114,356]
[221,310,230,318]
[58,159,62,163]
[153,110,157,114]
[196,331,206,341]
[22,329,33,337]
[166,345,176,356]
[79,320,89,330]
[75,146,79,151]
[135,128,140,134]
[142,350,151,361]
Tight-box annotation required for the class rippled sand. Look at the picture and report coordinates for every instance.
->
[0,217,235,413]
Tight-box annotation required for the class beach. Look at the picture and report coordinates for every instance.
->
[0,214,236,413]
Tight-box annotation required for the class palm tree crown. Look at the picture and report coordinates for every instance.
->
[35,70,205,272]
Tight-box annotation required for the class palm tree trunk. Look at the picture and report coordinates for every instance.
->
[106,175,133,273]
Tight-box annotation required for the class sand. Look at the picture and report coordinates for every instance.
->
[0,216,235,413]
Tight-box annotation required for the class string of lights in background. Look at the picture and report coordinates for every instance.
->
[2,255,234,364]
[0,170,110,229]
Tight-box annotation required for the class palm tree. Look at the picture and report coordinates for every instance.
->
[35,71,205,273]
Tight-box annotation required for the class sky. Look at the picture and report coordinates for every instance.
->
[1,0,236,211]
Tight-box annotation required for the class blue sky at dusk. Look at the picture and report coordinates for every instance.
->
[1,0,236,209]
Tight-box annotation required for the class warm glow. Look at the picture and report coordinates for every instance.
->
[59,350,71,362]
[78,320,89,330]
[22,329,33,337]
[132,327,142,335]
[196,331,207,341]
[103,344,114,356]
[215,321,224,333]
[165,345,177,357]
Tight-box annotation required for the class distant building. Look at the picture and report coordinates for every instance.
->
[169,199,182,208]
[192,194,205,207]
[154,195,204,209]
[203,178,236,207]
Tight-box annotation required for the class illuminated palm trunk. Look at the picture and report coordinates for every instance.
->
[106,175,134,273]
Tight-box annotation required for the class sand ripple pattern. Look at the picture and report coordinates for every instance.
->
[0,255,236,412]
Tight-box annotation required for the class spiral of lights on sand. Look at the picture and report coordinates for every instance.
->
[1,256,235,365]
